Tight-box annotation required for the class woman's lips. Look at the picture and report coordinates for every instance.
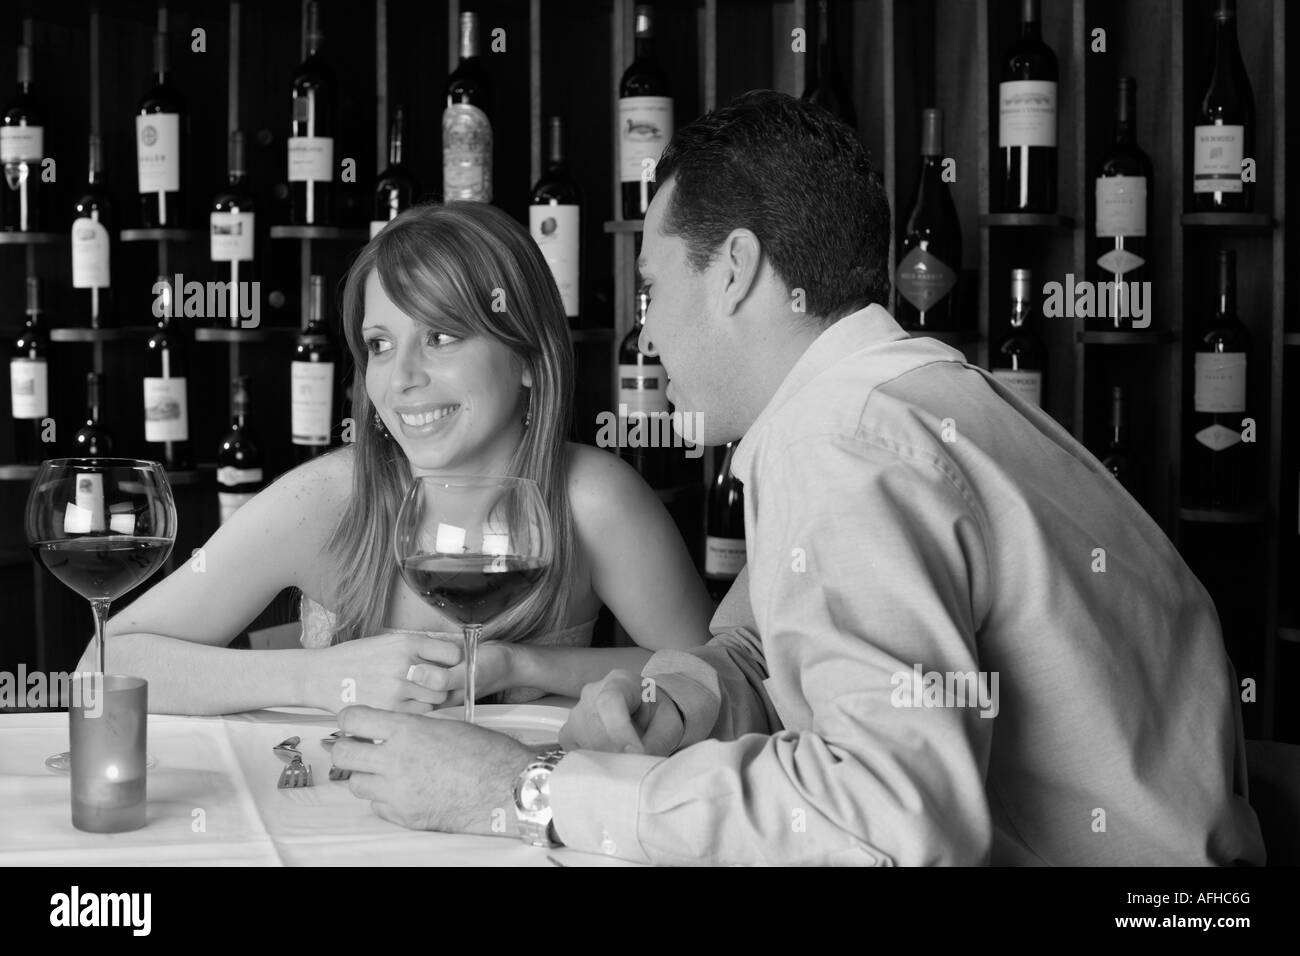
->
[395,403,461,438]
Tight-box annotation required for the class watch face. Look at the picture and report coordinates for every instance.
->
[517,765,551,815]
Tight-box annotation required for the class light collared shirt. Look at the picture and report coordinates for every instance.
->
[550,304,1265,866]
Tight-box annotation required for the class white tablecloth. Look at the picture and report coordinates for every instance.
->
[0,703,636,867]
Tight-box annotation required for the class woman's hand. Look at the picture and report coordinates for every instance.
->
[306,632,462,714]
[408,641,518,706]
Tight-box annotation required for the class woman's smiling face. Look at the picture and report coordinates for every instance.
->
[362,272,532,476]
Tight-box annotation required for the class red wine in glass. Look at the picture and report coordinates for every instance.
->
[24,458,177,771]
[399,554,547,626]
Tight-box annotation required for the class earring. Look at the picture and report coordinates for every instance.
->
[522,389,533,429]
[372,410,391,440]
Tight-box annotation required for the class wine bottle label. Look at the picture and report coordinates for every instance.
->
[143,375,189,441]
[136,113,181,193]
[218,466,263,487]
[618,97,674,183]
[291,361,334,445]
[9,358,48,419]
[0,125,43,162]
[442,104,493,202]
[992,368,1043,407]
[1193,125,1244,194]
[705,536,746,578]
[218,491,257,524]
[288,136,334,183]
[529,203,580,318]
[1195,423,1242,452]
[71,216,111,288]
[369,219,387,239]
[998,81,1057,148]
[210,210,255,262]
[617,363,669,416]
[895,248,957,311]
[1095,175,1147,238]
[1194,353,1246,413]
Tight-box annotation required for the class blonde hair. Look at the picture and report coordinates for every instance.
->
[325,202,576,644]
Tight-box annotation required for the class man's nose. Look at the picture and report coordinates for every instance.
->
[638,325,659,358]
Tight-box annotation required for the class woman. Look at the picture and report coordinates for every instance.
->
[85,202,715,715]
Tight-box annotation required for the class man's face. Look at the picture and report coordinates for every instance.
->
[638,179,737,446]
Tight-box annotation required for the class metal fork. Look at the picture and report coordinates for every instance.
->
[273,736,313,789]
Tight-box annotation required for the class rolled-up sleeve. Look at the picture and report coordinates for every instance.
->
[552,431,995,865]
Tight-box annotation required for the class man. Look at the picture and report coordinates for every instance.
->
[333,91,1264,866]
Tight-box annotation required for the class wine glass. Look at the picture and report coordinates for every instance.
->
[394,476,552,724]
[25,458,177,771]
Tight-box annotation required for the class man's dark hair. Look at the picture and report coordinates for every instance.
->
[653,90,891,322]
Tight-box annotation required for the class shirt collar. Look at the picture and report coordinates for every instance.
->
[731,303,909,479]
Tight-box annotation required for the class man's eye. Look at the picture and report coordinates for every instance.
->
[365,338,392,355]
[426,331,460,348]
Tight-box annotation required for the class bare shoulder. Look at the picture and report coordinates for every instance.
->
[237,445,354,540]
[564,441,652,527]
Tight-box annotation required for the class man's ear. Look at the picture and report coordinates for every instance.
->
[721,229,762,316]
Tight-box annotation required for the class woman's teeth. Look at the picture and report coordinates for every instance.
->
[399,405,460,426]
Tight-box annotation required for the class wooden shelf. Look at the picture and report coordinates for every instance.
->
[51,326,154,342]
[164,468,210,486]
[1284,334,1300,347]
[119,228,205,243]
[1178,506,1269,525]
[570,328,614,343]
[603,220,645,234]
[655,483,704,504]
[269,225,369,241]
[0,464,39,482]
[1279,627,1300,645]
[907,329,980,346]
[0,231,64,245]
[1076,330,1178,345]
[978,213,1075,229]
[193,327,297,344]
[1180,212,1275,230]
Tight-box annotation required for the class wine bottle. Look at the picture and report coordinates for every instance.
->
[72,372,112,457]
[1099,386,1130,489]
[1192,0,1255,213]
[211,130,255,329]
[618,4,673,220]
[618,282,669,487]
[895,108,961,330]
[137,31,185,228]
[1094,77,1152,329]
[992,268,1046,409]
[292,275,336,462]
[71,134,113,328]
[801,0,857,129]
[218,376,264,524]
[9,277,48,464]
[289,0,334,226]
[1,44,42,232]
[705,441,745,602]
[998,0,1058,213]
[443,11,493,203]
[529,116,582,323]
[1191,250,1251,508]
[371,105,414,238]
[144,274,190,469]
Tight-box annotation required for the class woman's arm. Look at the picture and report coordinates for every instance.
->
[75,451,350,715]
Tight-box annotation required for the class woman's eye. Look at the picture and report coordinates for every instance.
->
[365,338,392,355]
[425,331,459,348]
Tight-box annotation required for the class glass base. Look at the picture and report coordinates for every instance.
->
[45,751,157,773]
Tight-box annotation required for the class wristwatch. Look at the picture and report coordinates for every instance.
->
[513,748,566,847]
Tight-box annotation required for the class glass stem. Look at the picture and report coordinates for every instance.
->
[463,623,483,725]
[91,599,111,675]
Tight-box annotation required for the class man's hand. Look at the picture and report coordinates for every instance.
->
[559,669,684,756]
[332,706,533,835]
